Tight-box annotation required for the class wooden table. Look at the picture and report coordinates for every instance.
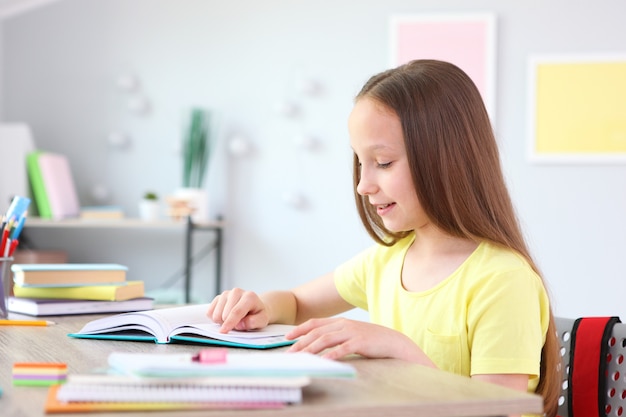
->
[0,312,544,417]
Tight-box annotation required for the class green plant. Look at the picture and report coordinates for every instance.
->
[182,108,210,188]
[143,191,158,200]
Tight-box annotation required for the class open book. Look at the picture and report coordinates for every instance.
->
[68,304,296,349]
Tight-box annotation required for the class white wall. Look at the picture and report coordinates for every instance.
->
[2,0,626,320]
[0,20,3,118]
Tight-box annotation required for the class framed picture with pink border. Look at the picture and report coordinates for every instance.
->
[389,13,497,122]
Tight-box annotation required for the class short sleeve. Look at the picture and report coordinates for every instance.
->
[467,268,549,378]
[334,246,377,311]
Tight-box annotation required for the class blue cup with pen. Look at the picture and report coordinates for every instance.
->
[0,196,31,318]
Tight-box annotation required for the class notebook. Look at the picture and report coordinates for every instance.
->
[55,376,306,402]
[45,385,289,413]
[37,152,80,220]
[26,151,52,218]
[12,263,128,286]
[26,151,80,220]
[107,351,358,378]
[45,370,309,413]
[13,280,145,301]
[8,296,154,316]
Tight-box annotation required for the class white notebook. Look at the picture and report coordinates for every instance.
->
[108,351,357,379]
[46,373,309,413]
[57,378,306,404]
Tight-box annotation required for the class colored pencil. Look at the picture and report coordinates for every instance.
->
[0,319,56,326]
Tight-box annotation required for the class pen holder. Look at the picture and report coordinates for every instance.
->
[0,257,13,318]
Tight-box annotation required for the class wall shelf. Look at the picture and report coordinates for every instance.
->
[24,216,224,303]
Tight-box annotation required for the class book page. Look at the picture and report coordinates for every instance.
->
[77,311,169,342]
[143,304,215,331]
[75,304,211,341]
[169,322,295,344]
[76,304,294,345]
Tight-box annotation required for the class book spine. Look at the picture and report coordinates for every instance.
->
[13,267,127,286]
[26,151,52,219]
[13,281,144,301]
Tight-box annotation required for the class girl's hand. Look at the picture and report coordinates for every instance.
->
[206,288,270,333]
[286,317,433,364]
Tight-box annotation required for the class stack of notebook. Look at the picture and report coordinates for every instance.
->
[8,263,153,316]
[44,350,356,413]
[46,372,309,412]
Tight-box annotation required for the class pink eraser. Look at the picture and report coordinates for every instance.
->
[195,348,228,364]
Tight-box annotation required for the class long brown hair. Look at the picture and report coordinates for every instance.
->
[353,59,560,417]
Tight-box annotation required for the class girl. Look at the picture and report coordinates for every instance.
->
[207,59,560,417]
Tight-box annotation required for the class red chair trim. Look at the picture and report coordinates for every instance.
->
[569,316,621,417]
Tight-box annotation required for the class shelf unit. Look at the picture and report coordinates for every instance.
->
[24,216,224,303]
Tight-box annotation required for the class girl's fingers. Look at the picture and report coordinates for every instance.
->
[220,289,266,333]
[236,312,267,331]
[207,292,230,323]
[286,317,335,340]
[206,289,245,330]
[207,289,268,334]
[221,288,245,322]
[205,295,218,317]
[287,319,347,354]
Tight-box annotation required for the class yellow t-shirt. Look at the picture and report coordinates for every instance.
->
[334,234,550,393]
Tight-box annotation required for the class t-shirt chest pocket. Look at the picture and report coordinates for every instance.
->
[423,328,463,374]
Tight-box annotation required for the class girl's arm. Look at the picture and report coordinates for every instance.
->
[288,272,354,324]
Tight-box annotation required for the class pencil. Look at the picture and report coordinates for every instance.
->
[0,319,56,326]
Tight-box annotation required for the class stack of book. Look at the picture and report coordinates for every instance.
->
[8,263,153,316]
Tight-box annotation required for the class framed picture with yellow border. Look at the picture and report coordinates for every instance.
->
[528,55,626,163]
